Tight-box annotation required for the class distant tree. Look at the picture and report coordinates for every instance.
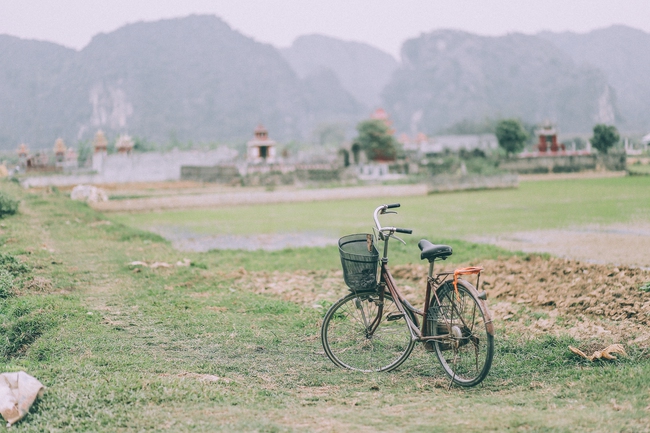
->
[76,140,93,167]
[355,119,397,161]
[133,137,156,153]
[351,142,361,165]
[338,148,350,167]
[591,124,620,153]
[495,119,528,155]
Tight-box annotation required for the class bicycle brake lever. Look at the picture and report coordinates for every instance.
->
[384,211,397,215]
[393,235,406,245]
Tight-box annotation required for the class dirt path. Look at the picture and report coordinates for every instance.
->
[149,226,336,251]
[518,171,627,182]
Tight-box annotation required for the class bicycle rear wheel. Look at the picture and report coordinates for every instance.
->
[321,291,416,372]
[428,280,494,387]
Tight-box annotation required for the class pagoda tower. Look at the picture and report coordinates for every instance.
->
[16,143,29,167]
[247,125,277,163]
[370,108,395,135]
[92,130,108,172]
[115,135,134,154]
[53,138,67,162]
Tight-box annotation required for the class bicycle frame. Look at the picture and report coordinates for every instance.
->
[376,249,456,344]
[370,204,494,344]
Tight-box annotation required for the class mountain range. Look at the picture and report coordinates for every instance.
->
[383,30,616,136]
[1,15,649,150]
[538,25,650,134]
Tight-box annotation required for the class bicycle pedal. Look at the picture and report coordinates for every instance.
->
[477,291,487,300]
[387,312,404,321]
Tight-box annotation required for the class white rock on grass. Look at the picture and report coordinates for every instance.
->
[70,185,108,203]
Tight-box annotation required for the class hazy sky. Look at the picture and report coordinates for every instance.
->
[2,0,649,58]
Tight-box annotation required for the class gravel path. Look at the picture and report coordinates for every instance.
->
[469,223,650,268]
[92,184,428,212]
[148,226,336,252]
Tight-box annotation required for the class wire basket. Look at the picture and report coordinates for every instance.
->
[338,234,379,292]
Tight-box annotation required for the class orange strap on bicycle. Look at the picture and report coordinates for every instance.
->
[453,267,483,300]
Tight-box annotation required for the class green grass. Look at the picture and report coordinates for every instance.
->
[111,176,650,241]
[628,164,650,175]
[205,238,515,271]
[0,179,649,431]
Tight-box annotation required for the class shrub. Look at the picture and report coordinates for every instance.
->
[0,192,19,217]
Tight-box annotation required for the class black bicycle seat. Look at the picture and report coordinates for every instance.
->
[418,239,452,262]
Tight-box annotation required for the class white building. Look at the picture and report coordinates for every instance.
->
[400,133,498,155]
[247,125,277,164]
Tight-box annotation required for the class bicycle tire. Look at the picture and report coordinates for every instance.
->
[428,280,494,387]
[321,290,416,372]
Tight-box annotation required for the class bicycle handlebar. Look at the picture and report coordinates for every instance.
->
[373,204,413,236]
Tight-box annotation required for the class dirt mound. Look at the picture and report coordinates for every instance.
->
[226,255,650,346]
[392,255,650,326]
[391,256,650,346]
[218,255,650,347]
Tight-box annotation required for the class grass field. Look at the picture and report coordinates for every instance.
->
[112,176,650,240]
[0,178,649,431]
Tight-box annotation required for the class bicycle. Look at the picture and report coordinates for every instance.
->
[321,203,494,387]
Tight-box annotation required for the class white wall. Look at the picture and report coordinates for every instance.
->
[21,147,238,187]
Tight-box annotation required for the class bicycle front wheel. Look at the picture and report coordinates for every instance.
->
[429,280,494,387]
[321,291,416,372]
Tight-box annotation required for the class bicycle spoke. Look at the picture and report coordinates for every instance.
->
[428,281,494,387]
[322,292,416,372]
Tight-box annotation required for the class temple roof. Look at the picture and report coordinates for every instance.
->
[54,138,67,154]
[116,135,134,151]
[248,124,276,147]
[536,120,557,136]
[94,130,108,151]
[17,143,29,155]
